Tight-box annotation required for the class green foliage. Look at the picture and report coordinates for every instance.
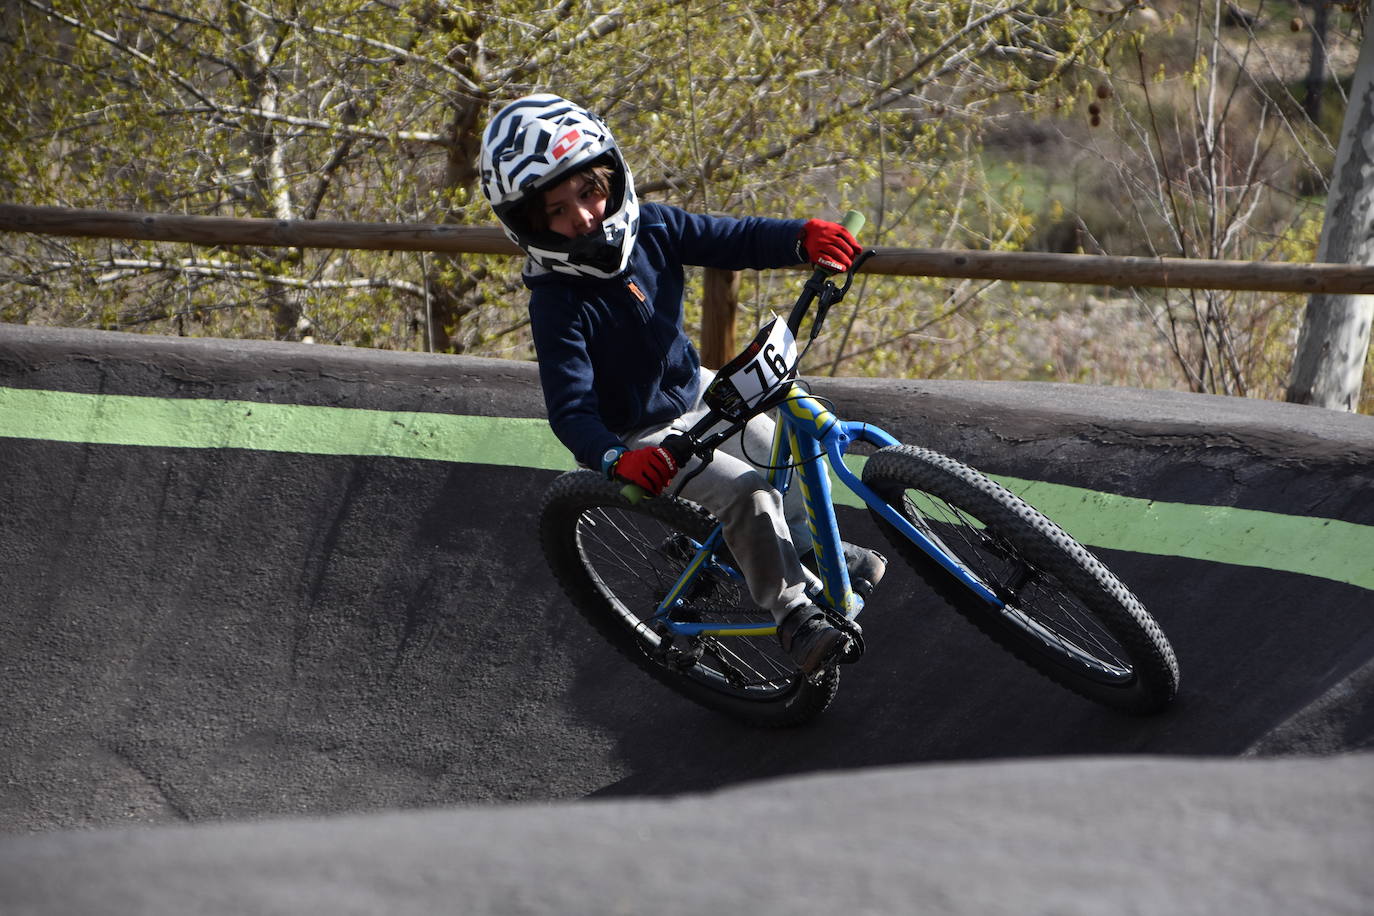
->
[0,0,1363,409]
[0,0,1122,356]
[986,0,1363,401]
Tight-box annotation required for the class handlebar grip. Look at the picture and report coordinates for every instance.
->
[810,210,867,280]
[840,209,866,239]
[620,433,694,504]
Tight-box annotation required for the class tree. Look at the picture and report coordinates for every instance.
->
[2,0,468,344]
[1286,3,1374,412]
[1003,0,1362,402]
[1302,0,1334,124]
[0,0,1136,364]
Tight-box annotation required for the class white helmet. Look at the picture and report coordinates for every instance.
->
[480,94,640,279]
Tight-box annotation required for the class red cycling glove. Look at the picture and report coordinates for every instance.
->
[798,219,861,273]
[611,445,679,496]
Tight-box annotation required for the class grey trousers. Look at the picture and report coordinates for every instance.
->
[623,370,811,623]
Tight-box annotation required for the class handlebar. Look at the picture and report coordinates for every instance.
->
[620,209,866,505]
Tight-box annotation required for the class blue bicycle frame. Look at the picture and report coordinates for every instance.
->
[647,382,1006,641]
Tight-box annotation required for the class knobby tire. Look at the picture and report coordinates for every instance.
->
[862,445,1179,714]
[540,470,840,727]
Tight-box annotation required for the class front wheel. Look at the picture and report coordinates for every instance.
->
[539,470,840,727]
[862,445,1179,714]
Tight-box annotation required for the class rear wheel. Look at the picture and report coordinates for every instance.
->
[539,470,840,726]
[862,446,1179,714]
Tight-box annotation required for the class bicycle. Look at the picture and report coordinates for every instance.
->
[539,212,1180,727]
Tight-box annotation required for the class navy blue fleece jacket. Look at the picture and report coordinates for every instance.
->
[526,202,806,469]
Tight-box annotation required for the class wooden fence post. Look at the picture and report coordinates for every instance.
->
[701,267,740,369]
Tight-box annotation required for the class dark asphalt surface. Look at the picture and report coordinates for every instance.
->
[1,324,1371,913]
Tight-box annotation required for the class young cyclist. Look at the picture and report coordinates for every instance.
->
[480,94,884,673]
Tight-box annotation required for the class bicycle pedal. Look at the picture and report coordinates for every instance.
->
[823,616,864,666]
[796,606,864,669]
[834,635,864,665]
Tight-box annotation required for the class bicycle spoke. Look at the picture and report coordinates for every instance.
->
[700,635,792,688]
[577,510,674,598]
[904,488,1133,676]
[566,499,804,698]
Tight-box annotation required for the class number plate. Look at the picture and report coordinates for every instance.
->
[703,315,797,420]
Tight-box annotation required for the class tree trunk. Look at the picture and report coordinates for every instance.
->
[228,6,302,342]
[425,19,488,354]
[1286,8,1374,411]
[1303,0,1332,124]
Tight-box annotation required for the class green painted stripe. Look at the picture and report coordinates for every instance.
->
[996,476,1374,592]
[3,386,1371,591]
[0,386,576,471]
[828,454,1374,592]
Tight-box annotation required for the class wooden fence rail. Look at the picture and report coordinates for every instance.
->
[5,202,1374,366]
[6,203,1374,295]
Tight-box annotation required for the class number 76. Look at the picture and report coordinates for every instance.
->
[744,342,790,392]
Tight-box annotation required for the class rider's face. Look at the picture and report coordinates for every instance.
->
[542,172,608,239]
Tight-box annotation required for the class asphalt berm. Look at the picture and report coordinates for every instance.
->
[1,324,1371,914]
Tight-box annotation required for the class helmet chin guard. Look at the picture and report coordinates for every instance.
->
[480,94,640,279]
